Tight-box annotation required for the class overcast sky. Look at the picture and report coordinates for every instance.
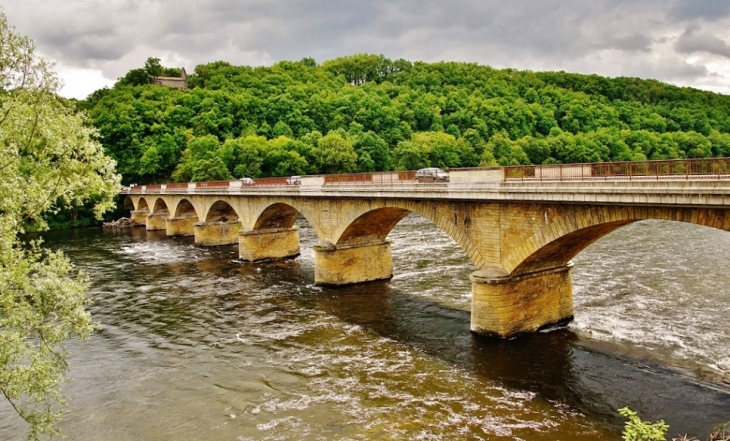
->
[5,0,730,99]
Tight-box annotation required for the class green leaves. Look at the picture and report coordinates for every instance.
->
[1,12,119,439]
[83,51,730,187]
[312,132,358,174]
[619,407,669,441]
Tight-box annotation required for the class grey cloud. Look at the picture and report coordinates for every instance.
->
[675,26,730,58]
[670,0,730,21]
[5,0,666,66]
[344,0,594,64]
[620,57,711,82]
[41,29,131,62]
[370,0,668,61]
[598,34,654,53]
[5,0,730,96]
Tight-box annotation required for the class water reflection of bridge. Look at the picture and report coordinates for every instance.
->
[121,158,730,338]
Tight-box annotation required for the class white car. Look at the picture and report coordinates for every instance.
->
[286,175,302,185]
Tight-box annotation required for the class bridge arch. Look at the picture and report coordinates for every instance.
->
[253,202,302,231]
[336,207,410,247]
[332,201,486,268]
[123,196,135,211]
[236,201,311,262]
[204,200,240,223]
[505,206,730,275]
[136,197,150,212]
[151,198,169,215]
[172,198,200,220]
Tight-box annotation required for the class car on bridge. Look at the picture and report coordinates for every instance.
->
[415,167,449,183]
[240,177,255,185]
[286,175,302,185]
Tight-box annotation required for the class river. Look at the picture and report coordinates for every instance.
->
[1,216,729,440]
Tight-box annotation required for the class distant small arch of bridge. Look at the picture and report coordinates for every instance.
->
[122,158,730,338]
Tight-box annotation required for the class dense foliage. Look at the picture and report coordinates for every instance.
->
[82,53,730,185]
[0,13,120,439]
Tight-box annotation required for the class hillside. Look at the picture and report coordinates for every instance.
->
[81,54,730,185]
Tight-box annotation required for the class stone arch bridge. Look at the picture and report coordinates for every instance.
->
[122,161,730,338]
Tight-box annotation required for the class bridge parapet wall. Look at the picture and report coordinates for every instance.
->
[449,168,503,183]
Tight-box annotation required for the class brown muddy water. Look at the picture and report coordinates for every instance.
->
[1,215,729,440]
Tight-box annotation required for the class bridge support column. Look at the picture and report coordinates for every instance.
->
[470,263,574,338]
[194,221,241,246]
[166,216,197,237]
[146,213,168,231]
[313,241,393,285]
[130,210,148,226]
[239,227,300,261]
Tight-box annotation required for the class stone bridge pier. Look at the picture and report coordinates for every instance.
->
[130,209,148,226]
[166,215,197,236]
[313,241,394,285]
[239,227,301,261]
[195,220,241,246]
[470,264,574,337]
[124,188,730,339]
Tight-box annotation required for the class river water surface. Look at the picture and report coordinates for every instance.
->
[1,216,729,440]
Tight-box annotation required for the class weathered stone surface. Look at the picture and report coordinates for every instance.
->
[166,216,197,237]
[239,227,300,261]
[471,264,574,338]
[194,221,241,246]
[314,241,393,285]
[146,213,168,231]
[130,209,148,226]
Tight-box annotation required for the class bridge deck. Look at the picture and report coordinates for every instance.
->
[124,158,730,207]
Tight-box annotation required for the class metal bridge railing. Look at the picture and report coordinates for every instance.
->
[504,157,730,182]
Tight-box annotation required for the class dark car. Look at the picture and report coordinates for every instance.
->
[415,167,449,183]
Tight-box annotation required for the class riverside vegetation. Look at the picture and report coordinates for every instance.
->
[0,12,119,440]
[80,54,730,191]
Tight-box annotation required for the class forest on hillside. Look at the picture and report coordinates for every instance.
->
[80,54,730,186]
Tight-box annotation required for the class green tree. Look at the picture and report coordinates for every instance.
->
[144,56,165,77]
[116,57,182,87]
[191,156,232,181]
[353,131,392,171]
[321,53,395,85]
[83,51,730,185]
[0,13,120,439]
[225,135,266,178]
[392,140,429,170]
[272,121,294,138]
[312,131,358,174]
[171,134,221,181]
[518,136,552,164]
[261,140,308,177]
[116,67,150,87]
